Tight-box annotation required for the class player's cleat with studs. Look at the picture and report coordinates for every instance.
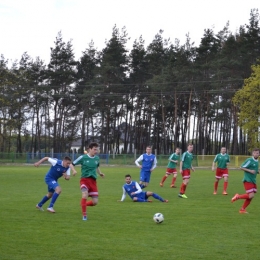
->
[159,183,163,187]
[231,193,239,203]
[163,199,169,203]
[178,193,183,198]
[47,207,55,213]
[147,200,153,202]
[222,191,228,195]
[36,204,44,211]
[181,194,188,199]
[170,185,177,188]
[213,191,217,195]
[82,216,88,221]
[239,209,248,214]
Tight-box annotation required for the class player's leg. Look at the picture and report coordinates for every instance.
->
[171,172,177,188]
[160,173,168,187]
[45,180,61,213]
[142,172,151,188]
[87,179,99,206]
[214,168,221,194]
[80,178,90,220]
[179,170,190,198]
[139,170,145,188]
[232,182,256,213]
[36,191,52,211]
[222,171,228,195]
[146,191,168,202]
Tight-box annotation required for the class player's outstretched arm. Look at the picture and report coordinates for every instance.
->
[34,157,49,167]
[97,167,105,178]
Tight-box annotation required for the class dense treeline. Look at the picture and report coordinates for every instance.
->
[0,9,260,155]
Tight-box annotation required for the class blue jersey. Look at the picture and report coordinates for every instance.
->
[135,153,157,171]
[45,158,70,181]
[123,181,142,199]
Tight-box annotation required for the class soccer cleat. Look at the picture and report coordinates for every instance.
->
[159,183,163,187]
[222,191,228,195]
[163,199,169,203]
[147,200,153,202]
[170,185,177,188]
[178,193,183,198]
[213,191,217,195]
[82,216,88,221]
[36,204,44,211]
[47,207,55,213]
[239,209,248,214]
[231,193,239,203]
[181,194,188,199]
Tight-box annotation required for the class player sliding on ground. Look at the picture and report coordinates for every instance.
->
[118,174,168,203]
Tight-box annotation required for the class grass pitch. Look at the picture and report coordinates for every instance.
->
[0,165,259,260]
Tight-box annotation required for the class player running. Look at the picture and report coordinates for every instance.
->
[160,147,180,188]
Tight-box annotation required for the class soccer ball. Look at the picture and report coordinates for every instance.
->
[153,213,164,224]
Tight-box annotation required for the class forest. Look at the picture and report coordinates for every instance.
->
[0,9,260,155]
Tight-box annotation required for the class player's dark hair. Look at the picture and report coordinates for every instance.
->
[125,174,131,178]
[187,143,193,147]
[88,142,99,149]
[175,147,180,150]
[146,146,152,149]
[252,148,260,152]
[63,156,71,161]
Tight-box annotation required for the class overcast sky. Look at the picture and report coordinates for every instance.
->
[0,0,259,64]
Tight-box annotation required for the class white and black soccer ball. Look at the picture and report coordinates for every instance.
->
[153,213,164,224]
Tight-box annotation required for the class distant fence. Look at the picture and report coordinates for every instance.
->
[0,153,250,168]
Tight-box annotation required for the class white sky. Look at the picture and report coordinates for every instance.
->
[0,0,259,64]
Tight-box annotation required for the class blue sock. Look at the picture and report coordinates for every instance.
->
[48,192,59,208]
[38,195,49,207]
[152,193,164,202]
[140,184,145,189]
[136,198,147,202]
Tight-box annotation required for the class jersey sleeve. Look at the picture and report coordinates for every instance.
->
[181,152,186,162]
[66,168,71,175]
[120,186,126,201]
[48,158,58,166]
[134,182,142,194]
[241,158,251,168]
[135,155,143,166]
[213,154,218,163]
[151,157,157,170]
[72,155,83,166]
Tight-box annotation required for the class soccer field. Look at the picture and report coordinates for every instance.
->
[0,165,259,260]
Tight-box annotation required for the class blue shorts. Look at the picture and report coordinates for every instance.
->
[133,191,148,200]
[140,170,151,183]
[45,178,59,193]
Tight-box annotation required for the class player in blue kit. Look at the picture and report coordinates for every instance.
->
[118,174,168,203]
[34,156,74,213]
[135,146,157,188]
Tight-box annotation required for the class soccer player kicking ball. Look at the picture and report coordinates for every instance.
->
[118,174,168,203]
[231,148,260,214]
[178,144,194,199]
[160,148,180,188]
[35,156,74,213]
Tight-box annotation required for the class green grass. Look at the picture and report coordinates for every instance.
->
[0,165,259,260]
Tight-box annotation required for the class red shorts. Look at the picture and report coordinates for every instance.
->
[182,169,191,179]
[80,177,98,197]
[215,168,228,179]
[244,182,257,193]
[166,168,177,174]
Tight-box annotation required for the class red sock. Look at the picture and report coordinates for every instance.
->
[161,176,167,183]
[171,177,176,185]
[238,194,250,199]
[180,183,184,193]
[81,198,87,216]
[241,199,252,210]
[86,200,94,206]
[183,183,187,193]
[214,181,218,191]
[224,182,228,191]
